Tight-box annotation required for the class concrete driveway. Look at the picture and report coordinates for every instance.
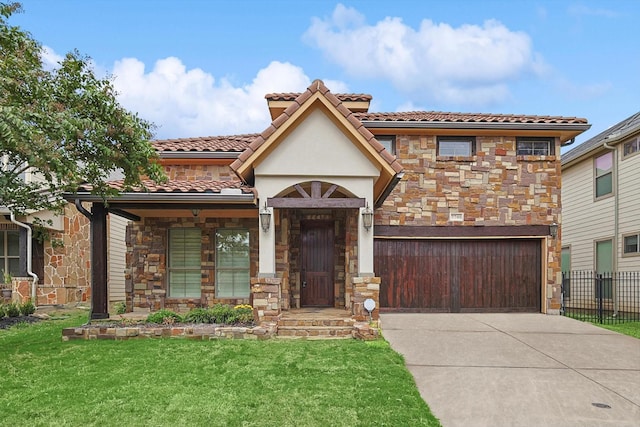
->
[380,313,640,427]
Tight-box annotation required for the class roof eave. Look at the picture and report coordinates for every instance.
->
[65,192,257,204]
[159,151,241,159]
[362,121,590,132]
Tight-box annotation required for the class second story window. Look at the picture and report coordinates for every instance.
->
[594,152,613,198]
[623,137,639,158]
[377,136,396,155]
[437,137,475,157]
[516,138,554,156]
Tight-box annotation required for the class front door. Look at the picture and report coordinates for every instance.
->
[301,220,334,306]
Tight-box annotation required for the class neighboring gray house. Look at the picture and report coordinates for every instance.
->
[561,112,640,310]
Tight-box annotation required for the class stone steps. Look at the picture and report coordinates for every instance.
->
[276,325,354,339]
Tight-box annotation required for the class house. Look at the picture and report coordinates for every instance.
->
[0,190,127,309]
[69,80,590,320]
[561,112,640,312]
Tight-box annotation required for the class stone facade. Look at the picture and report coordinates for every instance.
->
[375,134,562,312]
[39,203,91,305]
[377,135,560,227]
[125,216,259,311]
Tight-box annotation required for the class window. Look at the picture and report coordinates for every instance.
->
[623,137,639,158]
[594,152,613,198]
[623,233,640,255]
[595,239,613,299]
[438,137,475,157]
[215,229,250,298]
[516,138,554,156]
[168,228,201,298]
[561,246,571,299]
[377,136,396,155]
[0,229,20,282]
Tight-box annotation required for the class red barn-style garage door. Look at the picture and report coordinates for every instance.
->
[374,239,542,312]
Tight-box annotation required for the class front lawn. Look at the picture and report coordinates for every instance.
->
[0,312,440,426]
[593,321,640,339]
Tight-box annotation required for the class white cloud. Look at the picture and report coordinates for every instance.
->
[304,4,545,106]
[568,4,618,18]
[41,45,63,70]
[111,59,319,139]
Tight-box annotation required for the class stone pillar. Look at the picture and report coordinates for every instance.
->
[351,276,380,321]
[250,277,281,323]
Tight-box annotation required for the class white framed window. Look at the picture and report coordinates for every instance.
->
[215,228,250,298]
[623,233,640,255]
[594,152,613,198]
[168,228,202,298]
[623,137,639,158]
[516,138,554,156]
[377,136,396,155]
[0,229,20,281]
[437,137,475,157]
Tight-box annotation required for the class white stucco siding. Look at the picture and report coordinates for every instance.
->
[562,159,615,271]
[255,109,380,179]
[618,152,640,271]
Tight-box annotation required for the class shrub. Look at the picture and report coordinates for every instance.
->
[233,304,254,324]
[5,302,20,317]
[208,304,234,324]
[114,301,127,315]
[184,308,213,324]
[20,300,35,316]
[0,303,5,318]
[146,309,182,324]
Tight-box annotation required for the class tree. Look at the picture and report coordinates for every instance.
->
[0,2,165,217]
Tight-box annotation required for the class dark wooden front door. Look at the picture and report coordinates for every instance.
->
[301,220,334,306]
[375,239,542,312]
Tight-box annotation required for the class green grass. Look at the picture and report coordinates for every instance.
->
[0,312,440,427]
[592,321,640,339]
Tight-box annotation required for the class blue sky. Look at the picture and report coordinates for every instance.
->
[11,0,640,148]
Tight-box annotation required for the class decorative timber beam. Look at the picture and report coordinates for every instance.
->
[269,181,364,208]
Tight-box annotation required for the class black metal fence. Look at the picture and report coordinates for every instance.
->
[562,271,640,324]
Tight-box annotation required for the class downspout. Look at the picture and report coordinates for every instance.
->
[9,212,39,306]
[602,140,618,315]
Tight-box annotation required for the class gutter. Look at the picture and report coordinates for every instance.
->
[65,192,257,204]
[361,121,591,132]
[375,171,404,209]
[9,212,39,307]
[602,140,619,315]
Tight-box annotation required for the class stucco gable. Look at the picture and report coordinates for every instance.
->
[230,79,403,202]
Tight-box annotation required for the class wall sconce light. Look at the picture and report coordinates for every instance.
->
[259,203,271,232]
[362,203,374,231]
[191,209,200,217]
[549,222,558,238]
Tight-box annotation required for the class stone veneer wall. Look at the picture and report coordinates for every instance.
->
[376,134,562,312]
[39,203,91,305]
[163,164,238,182]
[125,216,259,311]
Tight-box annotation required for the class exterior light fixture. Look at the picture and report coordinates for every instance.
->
[362,203,374,231]
[259,203,271,232]
[549,222,558,238]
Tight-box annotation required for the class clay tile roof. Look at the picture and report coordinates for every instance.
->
[265,92,372,102]
[152,134,258,152]
[78,179,255,194]
[355,111,589,124]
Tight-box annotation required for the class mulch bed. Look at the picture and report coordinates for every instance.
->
[0,315,42,330]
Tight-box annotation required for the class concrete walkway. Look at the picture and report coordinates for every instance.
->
[380,313,640,427]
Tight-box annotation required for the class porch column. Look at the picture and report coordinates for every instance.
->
[358,205,374,275]
[258,205,276,277]
[90,203,108,319]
